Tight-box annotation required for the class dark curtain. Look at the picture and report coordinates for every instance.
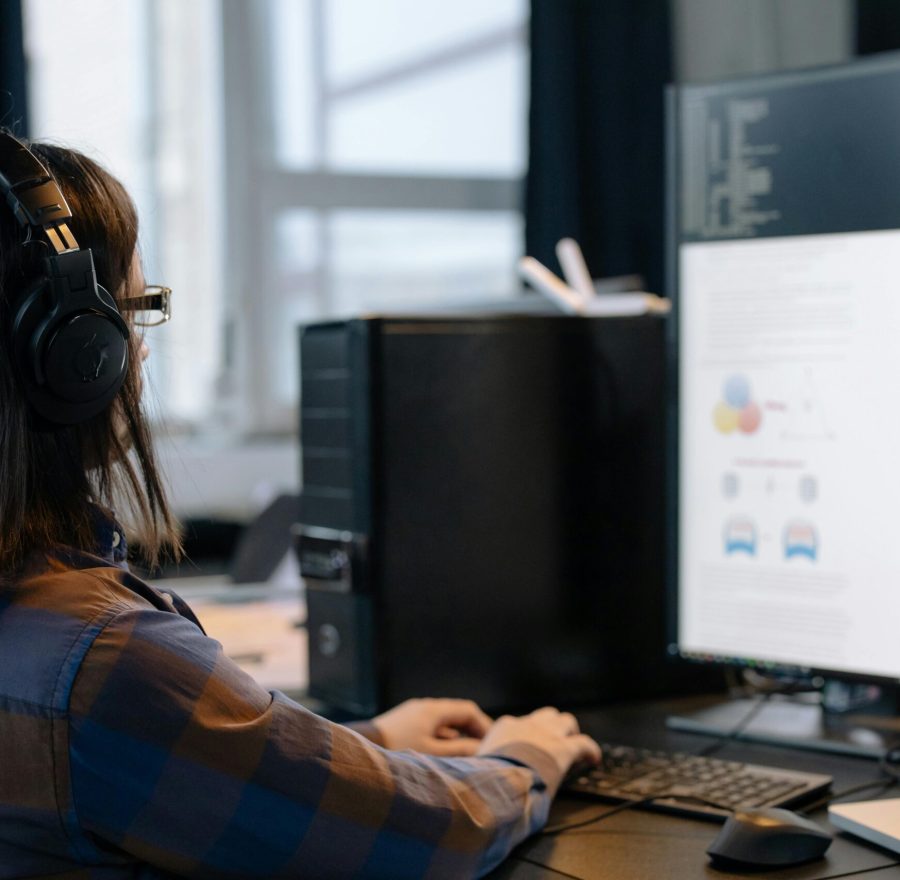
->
[856,1,900,54]
[525,0,672,296]
[0,0,28,135]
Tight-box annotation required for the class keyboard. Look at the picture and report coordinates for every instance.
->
[564,743,833,821]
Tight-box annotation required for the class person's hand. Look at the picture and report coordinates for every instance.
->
[372,698,494,756]
[476,706,601,779]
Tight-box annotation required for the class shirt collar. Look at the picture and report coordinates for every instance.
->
[88,505,129,566]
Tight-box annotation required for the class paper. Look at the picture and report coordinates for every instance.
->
[829,798,900,854]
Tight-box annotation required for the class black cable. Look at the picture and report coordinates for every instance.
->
[740,668,822,698]
[542,796,659,835]
[543,793,733,836]
[799,777,898,816]
[797,741,900,815]
[696,672,830,759]
[880,743,900,780]
[695,690,773,757]
[514,856,584,879]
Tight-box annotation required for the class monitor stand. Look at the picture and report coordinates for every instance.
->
[667,682,900,759]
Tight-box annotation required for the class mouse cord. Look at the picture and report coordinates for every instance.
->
[541,793,733,836]
[542,795,659,835]
[513,856,584,879]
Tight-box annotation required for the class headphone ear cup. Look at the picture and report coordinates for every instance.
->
[13,278,130,425]
[41,310,129,402]
[0,135,132,426]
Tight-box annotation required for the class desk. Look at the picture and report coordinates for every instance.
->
[489,696,900,880]
[151,576,308,695]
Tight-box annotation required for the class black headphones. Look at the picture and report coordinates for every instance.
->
[0,132,129,426]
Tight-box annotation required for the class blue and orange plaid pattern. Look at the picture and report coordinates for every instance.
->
[0,511,560,878]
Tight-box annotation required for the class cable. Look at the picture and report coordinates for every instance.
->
[799,777,898,816]
[739,668,822,697]
[542,796,659,835]
[514,856,584,879]
[797,741,900,815]
[695,674,824,759]
[880,743,900,781]
[695,690,773,758]
[543,793,733,836]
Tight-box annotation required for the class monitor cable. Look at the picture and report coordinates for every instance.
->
[694,690,774,758]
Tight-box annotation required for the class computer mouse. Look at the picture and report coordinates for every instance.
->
[706,807,833,869]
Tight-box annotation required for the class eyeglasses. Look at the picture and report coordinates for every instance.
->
[120,285,172,327]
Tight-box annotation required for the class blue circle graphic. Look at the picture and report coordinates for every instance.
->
[724,374,751,409]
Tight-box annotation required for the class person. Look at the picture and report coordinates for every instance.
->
[0,131,601,879]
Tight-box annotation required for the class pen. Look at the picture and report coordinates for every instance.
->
[556,237,596,301]
[517,256,585,313]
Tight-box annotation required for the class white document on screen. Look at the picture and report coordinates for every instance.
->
[678,229,900,679]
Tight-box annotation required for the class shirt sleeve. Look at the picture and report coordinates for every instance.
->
[67,605,560,879]
[343,719,386,747]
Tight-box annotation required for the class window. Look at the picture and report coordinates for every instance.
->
[24,0,224,429]
[24,0,528,435]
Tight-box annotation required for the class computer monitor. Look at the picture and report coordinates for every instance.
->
[667,51,900,756]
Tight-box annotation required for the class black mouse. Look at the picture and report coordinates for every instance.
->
[707,807,833,869]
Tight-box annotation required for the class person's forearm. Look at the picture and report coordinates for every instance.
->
[70,606,556,879]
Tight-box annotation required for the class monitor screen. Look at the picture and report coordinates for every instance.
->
[670,52,900,683]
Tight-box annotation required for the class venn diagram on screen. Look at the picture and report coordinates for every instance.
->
[713,375,762,435]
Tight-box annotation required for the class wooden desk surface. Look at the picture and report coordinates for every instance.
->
[488,695,900,880]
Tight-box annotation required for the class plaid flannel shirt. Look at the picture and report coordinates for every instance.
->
[0,511,561,879]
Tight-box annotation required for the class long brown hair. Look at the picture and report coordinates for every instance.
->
[0,136,180,571]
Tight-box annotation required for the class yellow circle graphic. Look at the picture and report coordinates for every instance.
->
[713,401,739,434]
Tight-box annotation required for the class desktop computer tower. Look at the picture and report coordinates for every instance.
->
[297,314,718,716]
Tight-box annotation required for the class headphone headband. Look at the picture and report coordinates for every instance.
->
[0,134,79,249]
[0,132,129,426]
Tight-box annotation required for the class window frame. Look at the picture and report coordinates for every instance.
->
[220,0,528,434]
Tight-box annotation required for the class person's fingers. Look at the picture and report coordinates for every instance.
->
[427,737,482,757]
[528,706,582,736]
[569,734,602,766]
[435,725,462,739]
[430,700,493,737]
[447,700,493,736]
[558,712,579,735]
[531,706,560,719]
